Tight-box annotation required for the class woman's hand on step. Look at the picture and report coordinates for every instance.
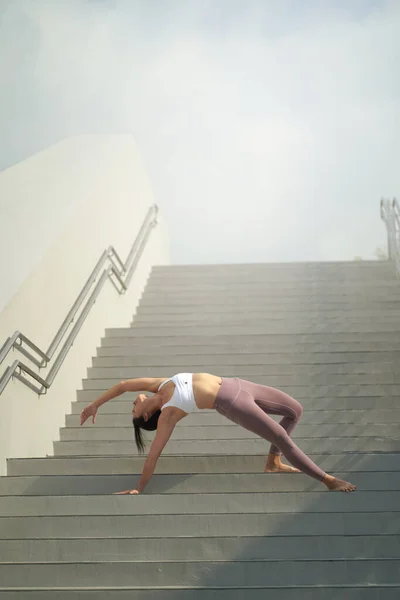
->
[80,403,98,425]
[113,489,140,495]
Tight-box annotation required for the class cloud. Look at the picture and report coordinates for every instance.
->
[0,0,399,263]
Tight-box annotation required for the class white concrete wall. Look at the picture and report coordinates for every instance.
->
[0,135,170,475]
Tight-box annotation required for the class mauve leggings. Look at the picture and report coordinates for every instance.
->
[215,377,326,482]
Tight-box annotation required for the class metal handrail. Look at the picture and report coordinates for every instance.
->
[0,204,159,395]
[380,198,400,275]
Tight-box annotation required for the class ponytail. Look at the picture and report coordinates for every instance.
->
[132,410,161,453]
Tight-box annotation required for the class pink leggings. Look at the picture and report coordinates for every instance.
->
[215,377,326,481]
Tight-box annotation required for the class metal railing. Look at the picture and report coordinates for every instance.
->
[0,204,159,395]
[381,197,400,275]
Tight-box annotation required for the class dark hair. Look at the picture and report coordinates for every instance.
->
[132,410,161,453]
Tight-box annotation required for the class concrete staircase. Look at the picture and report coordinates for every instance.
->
[1,260,400,598]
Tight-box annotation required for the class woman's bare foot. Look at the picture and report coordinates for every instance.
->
[323,474,356,492]
[264,454,301,474]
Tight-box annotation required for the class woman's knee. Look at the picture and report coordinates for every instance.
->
[292,399,303,421]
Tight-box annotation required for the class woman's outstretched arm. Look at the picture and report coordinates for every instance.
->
[80,377,166,425]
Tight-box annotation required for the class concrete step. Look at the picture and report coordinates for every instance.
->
[104,329,400,341]
[86,364,400,380]
[8,453,397,476]
[135,303,400,314]
[151,260,395,277]
[0,559,399,588]
[148,268,399,281]
[149,260,394,274]
[93,352,400,366]
[81,379,400,395]
[140,293,400,306]
[0,472,397,496]
[132,312,400,325]
[144,279,400,291]
[147,279,399,288]
[108,324,400,336]
[84,371,400,385]
[147,275,398,285]
[59,423,400,442]
[139,304,400,318]
[131,322,400,334]
[147,284,399,293]
[1,535,399,563]
[148,272,396,282]
[145,275,396,294]
[147,270,395,283]
[88,355,400,379]
[145,278,398,290]
[73,393,400,409]
[2,492,395,518]
[0,588,399,600]
[53,437,400,456]
[140,288,400,300]
[146,261,395,274]
[140,295,400,308]
[138,298,400,311]
[100,337,400,351]
[66,408,400,427]
[1,510,398,538]
[137,301,400,313]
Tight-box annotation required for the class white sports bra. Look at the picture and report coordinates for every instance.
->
[158,373,201,413]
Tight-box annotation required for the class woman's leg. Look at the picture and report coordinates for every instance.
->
[215,378,356,491]
[230,385,326,481]
[240,380,304,458]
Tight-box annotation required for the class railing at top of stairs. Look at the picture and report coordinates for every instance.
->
[380,197,400,275]
[0,204,159,396]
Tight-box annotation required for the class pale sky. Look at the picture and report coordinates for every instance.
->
[1,0,399,263]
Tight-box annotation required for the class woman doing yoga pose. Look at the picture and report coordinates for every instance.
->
[80,372,356,494]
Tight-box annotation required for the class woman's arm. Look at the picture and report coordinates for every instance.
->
[114,411,178,494]
[136,418,176,492]
[80,377,166,425]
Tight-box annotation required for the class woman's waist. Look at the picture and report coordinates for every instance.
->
[192,373,223,409]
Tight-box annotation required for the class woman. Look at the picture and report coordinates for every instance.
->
[80,372,356,494]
